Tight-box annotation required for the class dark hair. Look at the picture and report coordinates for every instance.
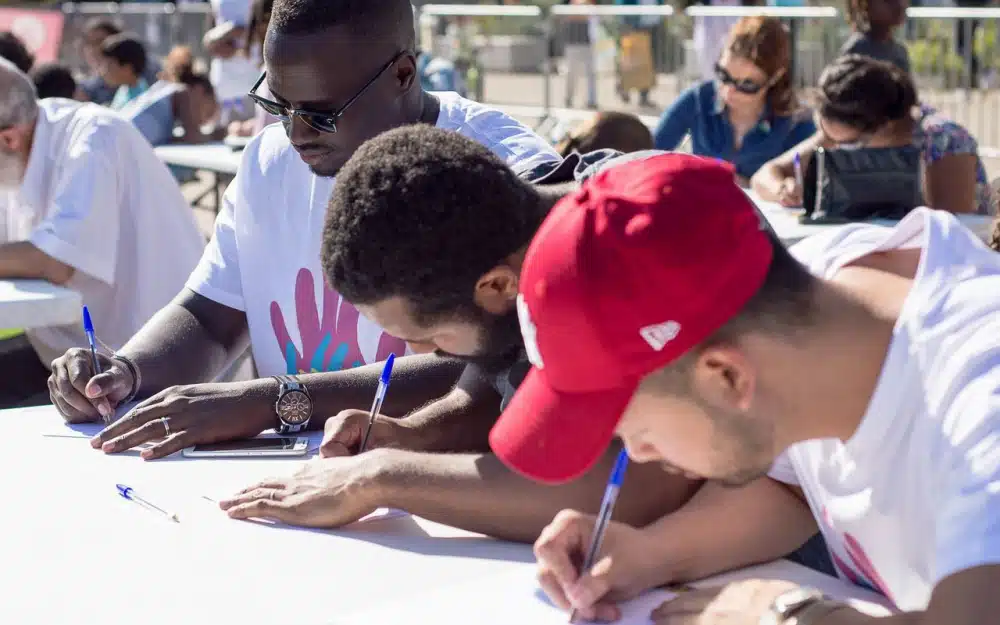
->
[270,0,414,44]
[162,46,215,94]
[84,18,122,38]
[556,111,653,157]
[100,34,147,76]
[246,0,275,55]
[814,54,916,134]
[323,125,547,324]
[31,63,77,99]
[724,16,797,116]
[0,31,34,74]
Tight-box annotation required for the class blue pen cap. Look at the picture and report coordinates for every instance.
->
[380,353,396,385]
[82,305,94,334]
[609,448,630,487]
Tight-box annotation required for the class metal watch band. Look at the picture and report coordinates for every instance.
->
[111,354,141,404]
[788,599,848,625]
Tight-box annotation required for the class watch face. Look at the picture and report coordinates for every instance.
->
[277,389,312,425]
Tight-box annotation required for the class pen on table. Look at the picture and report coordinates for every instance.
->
[358,353,396,453]
[568,448,630,624]
[117,483,180,523]
[793,153,804,191]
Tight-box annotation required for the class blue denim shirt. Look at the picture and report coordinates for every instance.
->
[653,79,815,178]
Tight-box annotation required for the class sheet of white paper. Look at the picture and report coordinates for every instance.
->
[337,566,676,625]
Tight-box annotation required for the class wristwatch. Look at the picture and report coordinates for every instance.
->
[760,588,846,625]
[273,375,313,433]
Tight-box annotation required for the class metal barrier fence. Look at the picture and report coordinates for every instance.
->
[50,2,1000,153]
[417,3,1000,153]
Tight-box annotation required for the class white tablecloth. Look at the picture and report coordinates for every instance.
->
[2,406,894,625]
[0,279,81,329]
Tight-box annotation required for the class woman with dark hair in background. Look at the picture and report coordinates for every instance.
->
[31,63,82,100]
[122,46,223,147]
[0,31,33,74]
[752,55,989,214]
[653,15,815,182]
[556,111,653,156]
[842,0,910,73]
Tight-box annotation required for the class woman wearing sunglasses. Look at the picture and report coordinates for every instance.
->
[652,16,814,184]
[752,55,991,215]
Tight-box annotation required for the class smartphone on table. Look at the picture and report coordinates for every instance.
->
[181,436,309,458]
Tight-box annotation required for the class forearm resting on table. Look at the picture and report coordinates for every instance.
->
[0,241,74,283]
[377,448,701,543]
[641,477,817,585]
[301,354,466,430]
[399,364,503,452]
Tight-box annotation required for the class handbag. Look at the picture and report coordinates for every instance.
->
[801,145,924,223]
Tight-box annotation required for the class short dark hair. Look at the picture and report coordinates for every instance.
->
[323,125,547,324]
[814,54,916,134]
[100,34,147,76]
[31,63,77,99]
[84,18,122,38]
[0,31,34,74]
[270,0,414,44]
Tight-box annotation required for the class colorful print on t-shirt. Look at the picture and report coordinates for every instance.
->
[269,268,405,374]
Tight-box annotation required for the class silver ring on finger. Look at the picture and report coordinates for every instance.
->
[160,418,171,437]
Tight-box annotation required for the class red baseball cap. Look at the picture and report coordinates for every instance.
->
[489,153,774,484]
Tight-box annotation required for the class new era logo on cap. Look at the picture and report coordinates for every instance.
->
[639,320,681,351]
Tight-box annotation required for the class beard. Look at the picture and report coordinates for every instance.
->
[434,307,525,375]
[696,398,776,488]
[0,150,25,190]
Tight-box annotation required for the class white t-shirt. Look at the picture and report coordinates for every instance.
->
[185,92,560,377]
[3,99,205,366]
[769,208,1000,611]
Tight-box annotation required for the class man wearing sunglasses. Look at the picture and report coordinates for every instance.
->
[47,0,560,463]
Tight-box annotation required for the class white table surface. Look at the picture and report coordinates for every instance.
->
[155,143,243,176]
[3,406,894,625]
[0,279,81,329]
[750,192,994,245]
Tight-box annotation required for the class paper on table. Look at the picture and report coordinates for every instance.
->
[337,565,675,625]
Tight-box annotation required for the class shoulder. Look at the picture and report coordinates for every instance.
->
[433,93,560,170]
[45,100,135,156]
[239,123,304,180]
[788,221,895,276]
[917,107,978,156]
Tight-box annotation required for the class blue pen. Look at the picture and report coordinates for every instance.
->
[116,483,180,522]
[82,305,101,377]
[359,353,396,452]
[793,153,804,191]
[568,448,630,624]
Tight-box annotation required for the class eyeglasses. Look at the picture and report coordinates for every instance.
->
[713,63,766,95]
[248,50,406,134]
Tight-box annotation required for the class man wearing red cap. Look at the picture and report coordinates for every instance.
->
[493,153,1000,624]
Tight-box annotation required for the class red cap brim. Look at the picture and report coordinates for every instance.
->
[489,367,636,484]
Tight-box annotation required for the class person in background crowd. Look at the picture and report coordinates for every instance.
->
[99,34,150,111]
[226,0,279,137]
[561,0,598,109]
[653,16,814,183]
[0,31,33,74]
[48,0,560,498]
[613,0,660,108]
[555,111,653,156]
[496,151,1000,625]
[79,19,160,106]
[122,47,223,147]
[0,59,203,408]
[31,63,82,101]
[215,124,700,540]
[203,0,260,125]
[842,0,910,73]
[753,55,990,215]
[417,50,467,97]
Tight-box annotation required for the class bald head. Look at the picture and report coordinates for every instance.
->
[0,57,37,128]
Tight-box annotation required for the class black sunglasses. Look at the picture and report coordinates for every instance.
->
[713,63,766,95]
[249,50,407,134]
